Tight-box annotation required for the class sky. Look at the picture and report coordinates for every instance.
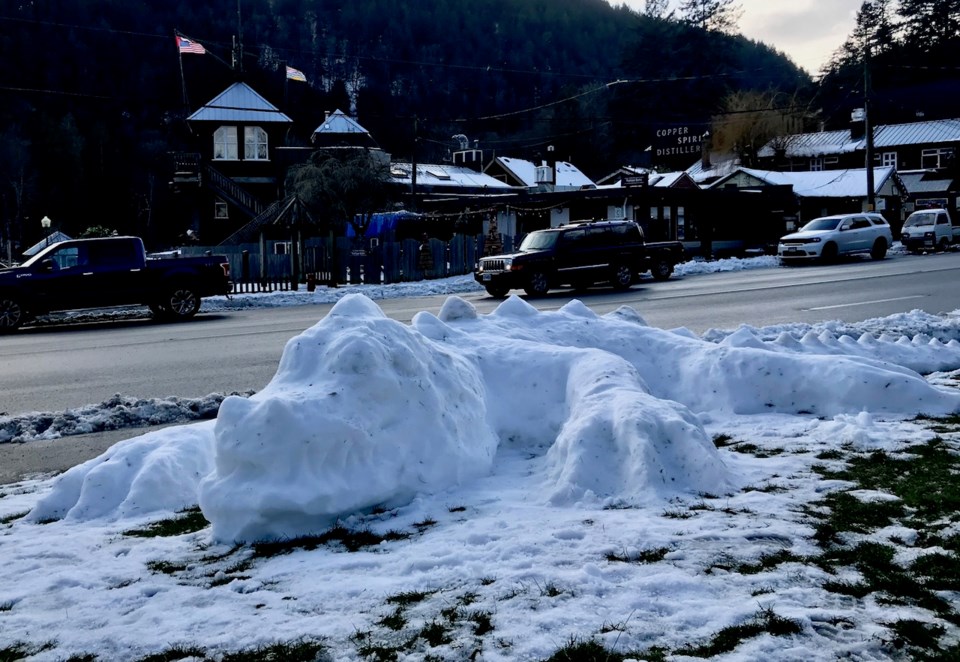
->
[2,254,960,660]
[614,0,863,74]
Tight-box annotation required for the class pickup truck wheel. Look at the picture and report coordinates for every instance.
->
[870,237,888,260]
[484,285,509,298]
[611,263,634,289]
[164,287,200,319]
[0,296,24,332]
[650,257,673,281]
[523,271,550,296]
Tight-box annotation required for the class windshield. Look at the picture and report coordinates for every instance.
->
[519,231,559,251]
[799,217,841,232]
[904,212,936,228]
[19,242,62,268]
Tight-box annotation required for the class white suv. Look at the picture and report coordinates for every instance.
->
[778,213,892,263]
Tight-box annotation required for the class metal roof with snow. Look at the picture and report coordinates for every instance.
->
[495,157,595,189]
[187,82,292,123]
[389,163,513,190]
[711,167,897,197]
[758,118,960,159]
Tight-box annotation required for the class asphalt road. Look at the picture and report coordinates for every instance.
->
[4,251,960,419]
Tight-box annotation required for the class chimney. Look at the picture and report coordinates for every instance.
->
[850,108,866,140]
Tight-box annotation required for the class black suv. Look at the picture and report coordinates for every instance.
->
[475,220,660,297]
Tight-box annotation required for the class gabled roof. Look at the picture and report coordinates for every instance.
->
[596,169,698,189]
[313,109,368,135]
[757,118,960,159]
[187,82,292,123]
[389,163,513,190]
[685,156,741,184]
[493,157,595,189]
[710,166,898,198]
[311,109,379,148]
[23,231,73,256]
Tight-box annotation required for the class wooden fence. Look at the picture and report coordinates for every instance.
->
[176,234,493,292]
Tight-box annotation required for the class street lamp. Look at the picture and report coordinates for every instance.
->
[41,216,52,247]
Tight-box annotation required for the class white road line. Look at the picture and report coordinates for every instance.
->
[807,295,926,311]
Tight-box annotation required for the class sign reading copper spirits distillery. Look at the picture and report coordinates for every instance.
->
[652,124,706,164]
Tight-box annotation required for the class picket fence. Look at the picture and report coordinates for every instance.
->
[176,234,511,293]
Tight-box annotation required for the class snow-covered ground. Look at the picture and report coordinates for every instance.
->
[2,252,960,660]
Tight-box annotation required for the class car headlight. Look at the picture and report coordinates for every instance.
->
[810,237,821,243]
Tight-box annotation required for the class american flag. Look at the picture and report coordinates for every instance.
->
[176,36,206,55]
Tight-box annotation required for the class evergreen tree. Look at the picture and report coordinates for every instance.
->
[897,0,960,50]
[678,0,742,33]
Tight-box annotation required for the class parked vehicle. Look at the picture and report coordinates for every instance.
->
[777,213,892,263]
[474,219,683,297]
[899,209,960,253]
[0,236,231,331]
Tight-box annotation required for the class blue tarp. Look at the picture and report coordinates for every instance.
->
[346,211,420,238]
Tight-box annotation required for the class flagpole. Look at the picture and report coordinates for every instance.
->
[175,31,190,111]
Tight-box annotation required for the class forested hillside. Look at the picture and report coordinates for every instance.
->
[0,0,844,247]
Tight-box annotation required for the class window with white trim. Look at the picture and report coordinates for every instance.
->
[810,157,823,171]
[213,126,238,160]
[922,147,954,169]
[214,199,229,219]
[244,126,268,160]
[881,151,897,167]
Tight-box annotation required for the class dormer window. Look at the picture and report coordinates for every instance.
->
[213,126,238,160]
[244,126,268,160]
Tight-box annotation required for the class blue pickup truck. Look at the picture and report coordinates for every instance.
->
[0,236,231,331]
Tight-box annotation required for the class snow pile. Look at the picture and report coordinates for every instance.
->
[28,294,960,542]
[0,392,248,443]
[199,295,497,542]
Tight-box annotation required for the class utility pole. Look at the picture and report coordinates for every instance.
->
[410,116,419,211]
[233,0,244,73]
[864,45,876,211]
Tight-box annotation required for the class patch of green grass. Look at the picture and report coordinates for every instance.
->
[540,637,666,662]
[606,546,670,564]
[417,620,452,647]
[136,645,209,661]
[726,443,784,457]
[675,608,802,658]
[0,641,56,661]
[470,611,494,636]
[223,638,331,662]
[743,483,788,494]
[910,552,960,591]
[252,525,410,557]
[817,441,960,523]
[732,549,802,575]
[146,560,188,575]
[816,449,845,460]
[808,491,906,546]
[0,510,28,525]
[662,508,693,519]
[885,619,946,655]
[376,608,407,631]
[124,507,208,538]
[712,434,734,448]
[385,590,431,606]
